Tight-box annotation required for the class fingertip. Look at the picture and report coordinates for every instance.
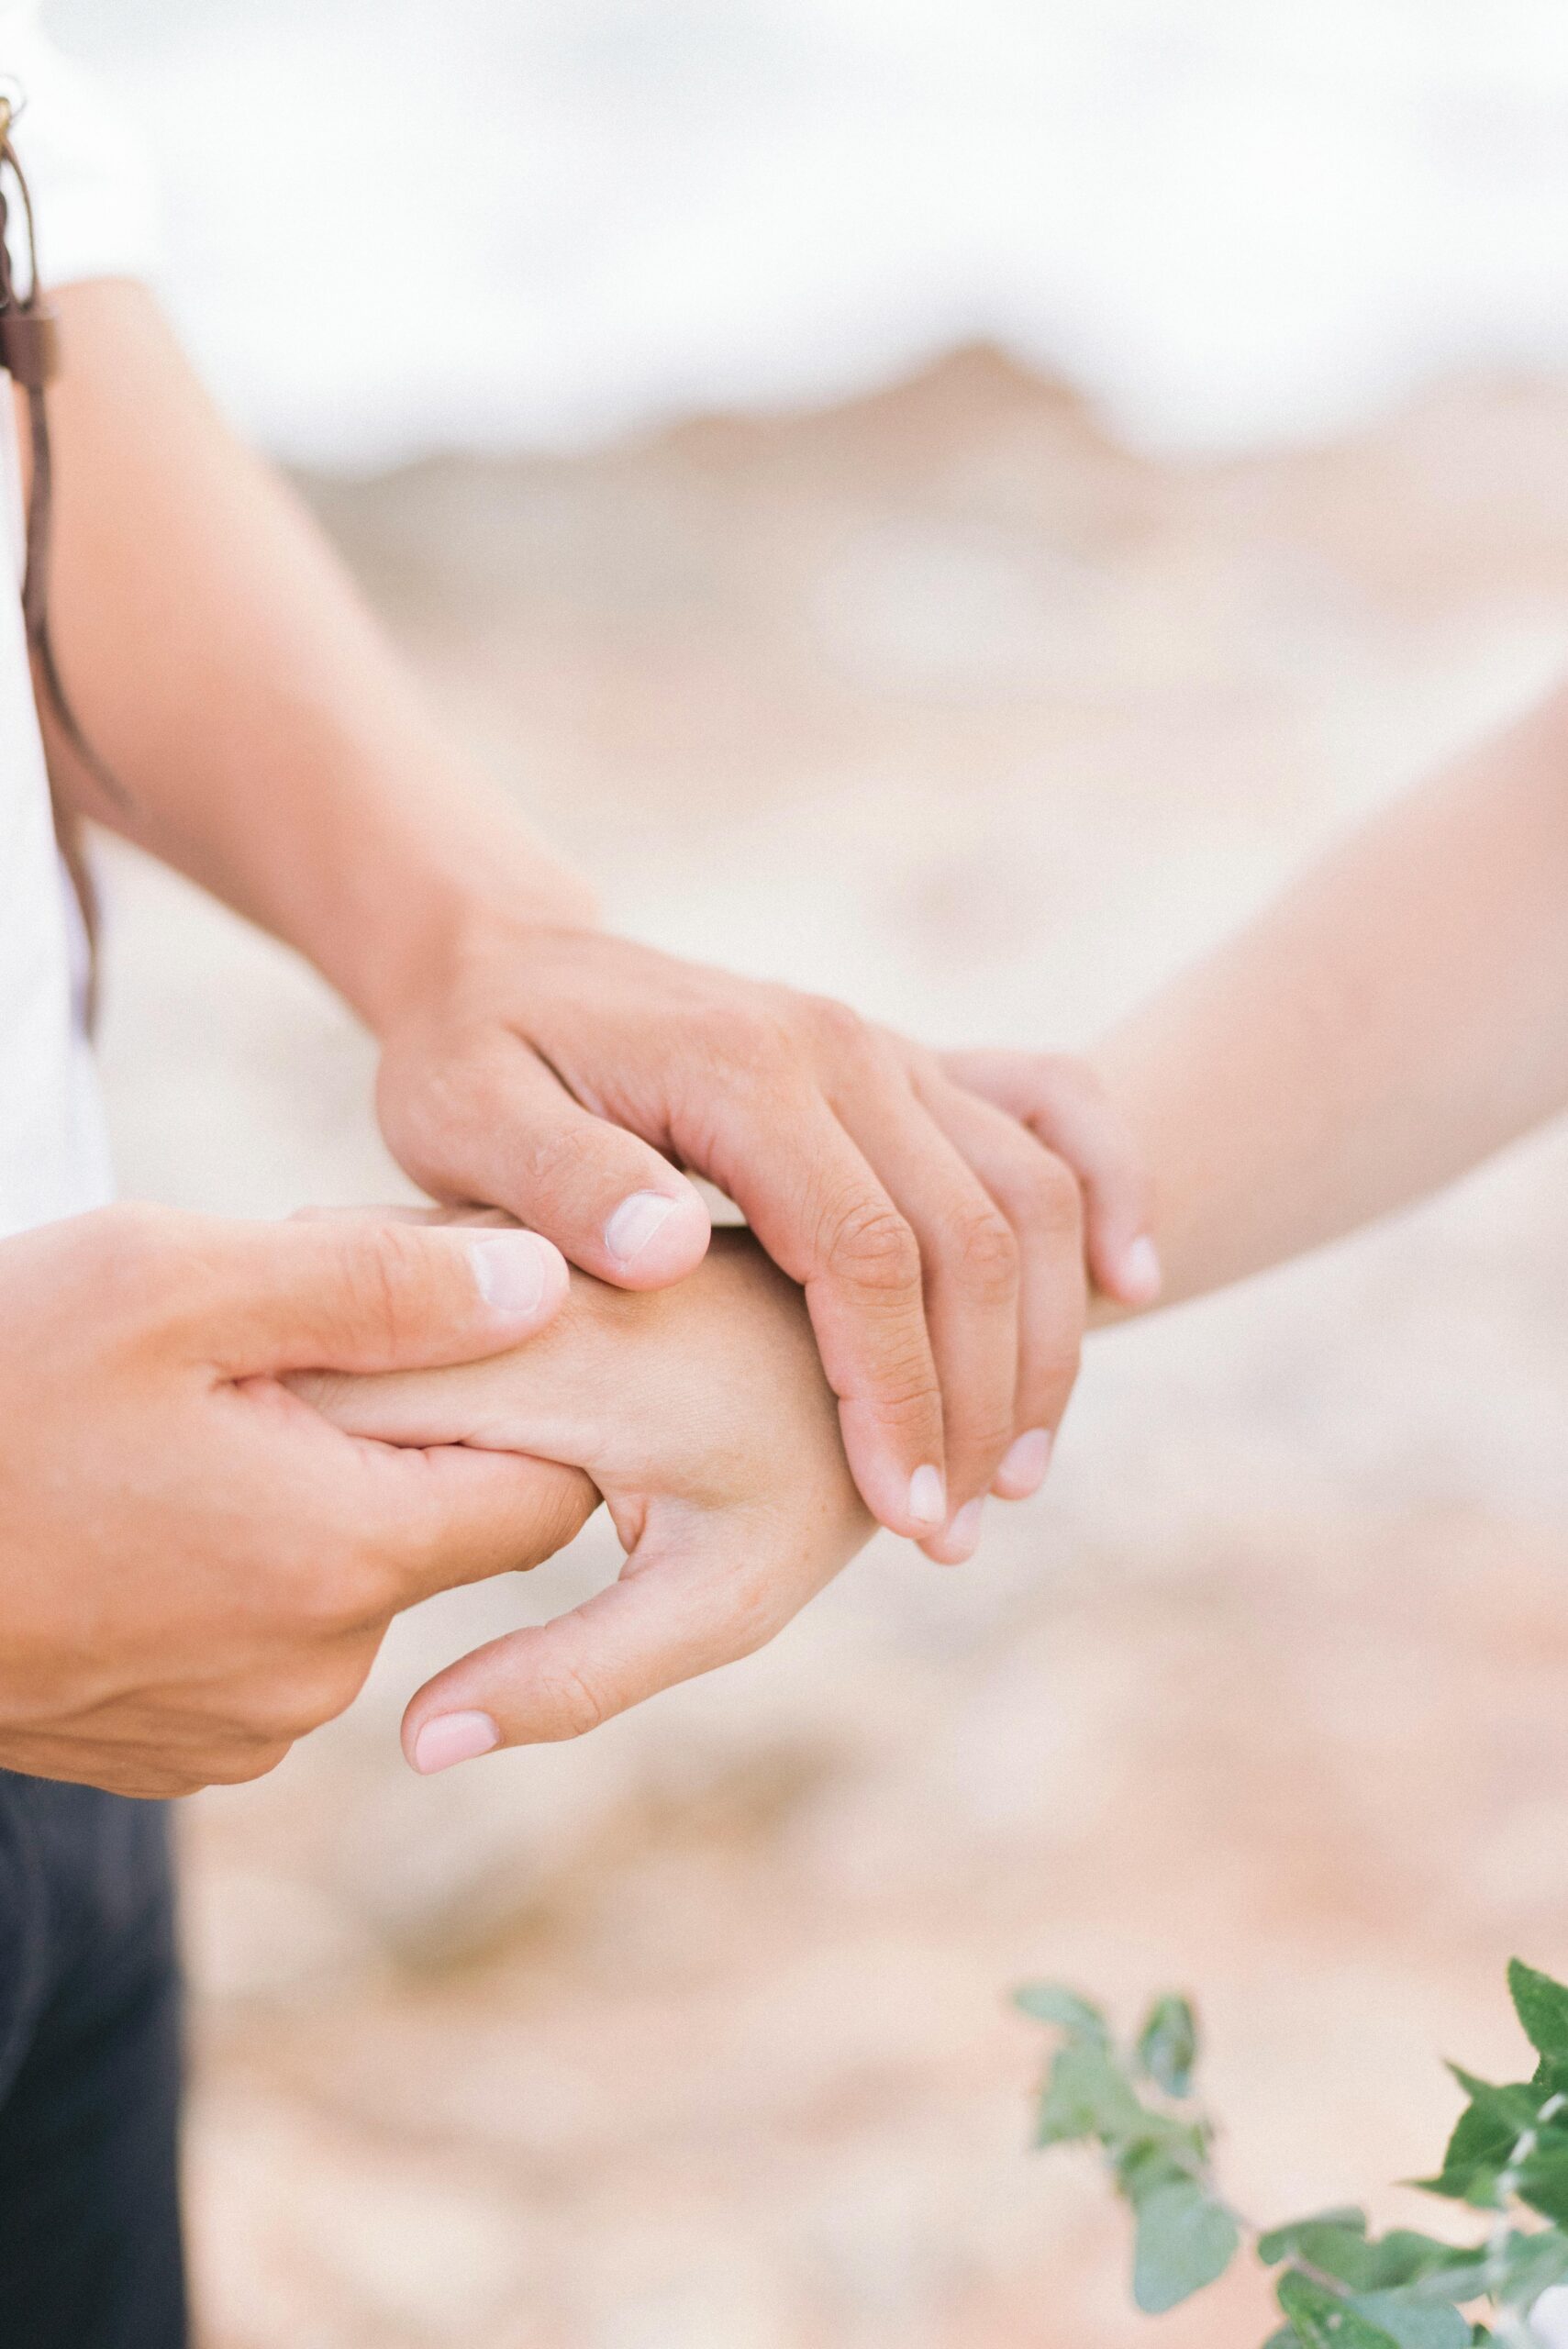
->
[597,1184,712,1288]
[920,1497,984,1565]
[842,1433,950,1541]
[466,1228,572,1329]
[406,1708,502,1775]
[992,1426,1052,1499]
[1098,1231,1162,1308]
[870,1459,946,1541]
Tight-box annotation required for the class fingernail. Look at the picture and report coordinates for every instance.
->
[411,1710,501,1776]
[947,1497,984,1556]
[605,1190,679,1266]
[996,1427,1052,1497]
[469,1231,550,1318]
[1120,1234,1162,1303]
[908,1464,946,1528]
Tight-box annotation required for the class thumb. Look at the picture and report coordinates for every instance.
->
[382,1038,713,1291]
[399,1533,790,1765]
[192,1212,572,1377]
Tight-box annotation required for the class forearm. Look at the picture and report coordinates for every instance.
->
[30,281,596,1028]
[1089,686,1568,1315]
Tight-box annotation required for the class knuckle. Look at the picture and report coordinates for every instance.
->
[342,1219,434,1353]
[949,1201,1018,1303]
[952,1397,1019,1460]
[537,1655,613,1741]
[1020,1151,1085,1244]
[517,1111,618,1197]
[804,992,871,1060]
[707,1004,797,1084]
[710,1575,787,1666]
[823,1195,921,1301]
[862,1348,943,1419]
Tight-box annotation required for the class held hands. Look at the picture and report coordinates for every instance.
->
[0,1206,591,1796]
[296,1229,873,1766]
[0,1042,1148,1800]
[302,1038,1160,1771]
[374,916,1158,1561]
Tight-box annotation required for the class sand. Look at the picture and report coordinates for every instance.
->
[95,350,1568,2347]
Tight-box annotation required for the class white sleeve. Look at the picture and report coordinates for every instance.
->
[0,3,159,290]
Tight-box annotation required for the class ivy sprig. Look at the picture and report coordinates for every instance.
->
[1018,1957,1568,2346]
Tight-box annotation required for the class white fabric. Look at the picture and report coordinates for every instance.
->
[0,0,157,1237]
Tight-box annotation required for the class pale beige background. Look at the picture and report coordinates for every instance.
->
[96,352,1568,2347]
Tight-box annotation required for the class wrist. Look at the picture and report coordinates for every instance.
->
[353,879,602,1039]
[304,761,601,1035]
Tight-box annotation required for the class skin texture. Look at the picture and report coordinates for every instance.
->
[0,1208,593,1796]
[28,280,1158,1554]
[964,685,1568,1323]
[299,1228,873,1759]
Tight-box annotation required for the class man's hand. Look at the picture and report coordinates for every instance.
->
[297,1228,873,1763]
[0,1206,592,1796]
[374,919,1153,1562]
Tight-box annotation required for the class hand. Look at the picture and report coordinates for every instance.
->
[296,1227,873,1761]
[939,1048,1162,1310]
[0,1206,593,1796]
[373,917,1130,1560]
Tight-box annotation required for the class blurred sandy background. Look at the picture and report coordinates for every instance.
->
[38,0,1568,2339]
[86,351,1568,2345]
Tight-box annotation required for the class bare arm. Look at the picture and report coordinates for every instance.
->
[31,283,596,1015]
[1087,686,1568,1314]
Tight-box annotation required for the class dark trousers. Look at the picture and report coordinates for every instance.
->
[0,1771,187,2348]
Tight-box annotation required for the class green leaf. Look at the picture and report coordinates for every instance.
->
[1365,2235,1485,2292]
[1509,1962,1568,2063]
[1033,2039,1144,2148]
[1263,2333,1298,2349]
[1446,2068,1545,2136]
[1116,2120,1213,2205]
[1130,2178,1239,2313]
[1418,2077,1554,2208]
[1281,2224,1386,2290]
[1276,2271,1404,2347]
[1488,2223,1568,2305]
[1013,1983,1110,2041]
[1260,2211,1369,2266]
[1137,1995,1199,2099]
[1516,2145,1568,2224]
[1348,2295,1472,2349]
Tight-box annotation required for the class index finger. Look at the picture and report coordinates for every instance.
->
[371,1442,600,1607]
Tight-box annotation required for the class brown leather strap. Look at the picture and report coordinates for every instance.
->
[0,96,130,1026]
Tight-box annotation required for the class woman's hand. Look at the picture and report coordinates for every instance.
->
[374,918,1148,1559]
[937,1048,1162,1310]
[297,1230,873,1760]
